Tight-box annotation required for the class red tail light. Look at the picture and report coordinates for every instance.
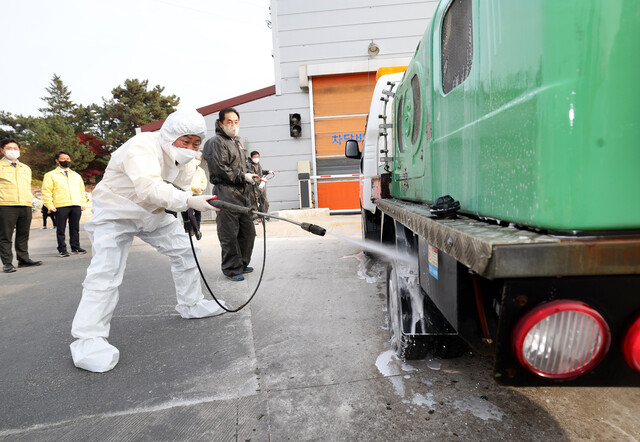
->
[512,300,610,380]
[622,315,640,372]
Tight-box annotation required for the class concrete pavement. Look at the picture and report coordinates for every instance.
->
[1,212,639,441]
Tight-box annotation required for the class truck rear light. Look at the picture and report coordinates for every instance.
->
[622,315,640,372]
[512,300,610,380]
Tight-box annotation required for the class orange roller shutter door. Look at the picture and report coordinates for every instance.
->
[312,72,376,210]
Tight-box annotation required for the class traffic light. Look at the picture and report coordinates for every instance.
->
[289,113,301,138]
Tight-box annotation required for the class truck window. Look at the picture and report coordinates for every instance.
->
[411,74,422,144]
[441,0,473,94]
[396,95,404,152]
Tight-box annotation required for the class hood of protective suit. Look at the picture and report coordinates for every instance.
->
[158,109,207,154]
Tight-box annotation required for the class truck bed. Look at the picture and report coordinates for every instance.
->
[376,198,640,279]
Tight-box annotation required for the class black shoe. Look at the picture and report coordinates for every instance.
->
[59,251,70,257]
[3,264,16,273]
[18,259,42,267]
[71,248,87,254]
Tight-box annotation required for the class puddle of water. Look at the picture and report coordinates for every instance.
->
[375,350,401,377]
[452,397,504,421]
[426,359,442,371]
[375,350,406,397]
[401,362,418,372]
[411,391,437,408]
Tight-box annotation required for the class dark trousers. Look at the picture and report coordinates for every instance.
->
[56,206,82,253]
[216,209,256,276]
[258,187,269,214]
[42,207,56,227]
[0,205,32,265]
[249,186,270,218]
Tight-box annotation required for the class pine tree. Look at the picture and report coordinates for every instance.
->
[27,116,95,178]
[39,74,77,119]
[100,79,179,150]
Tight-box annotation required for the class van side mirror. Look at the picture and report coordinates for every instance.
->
[344,139,361,159]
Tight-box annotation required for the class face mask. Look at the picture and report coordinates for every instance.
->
[252,158,259,164]
[59,160,71,168]
[222,124,239,139]
[171,146,199,165]
[4,150,19,160]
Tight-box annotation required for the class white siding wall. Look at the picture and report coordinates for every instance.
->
[204,0,439,212]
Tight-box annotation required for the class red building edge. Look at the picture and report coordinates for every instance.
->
[140,85,277,132]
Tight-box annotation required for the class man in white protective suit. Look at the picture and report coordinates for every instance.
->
[70,109,225,373]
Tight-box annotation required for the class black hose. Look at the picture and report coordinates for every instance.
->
[187,190,326,312]
[186,212,267,313]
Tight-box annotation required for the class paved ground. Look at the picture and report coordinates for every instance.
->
[1,212,639,441]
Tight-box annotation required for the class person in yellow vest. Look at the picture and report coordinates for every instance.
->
[41,151,87,257]
[0,138,42,273]
[189,151,208,232]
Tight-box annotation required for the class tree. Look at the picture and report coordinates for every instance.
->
[40,74,76,120]
[0,111,39,142]
[76,133,109,183]
[100,79,179,150]
[73,104,109,140]
[1,75,179,180]
[20,116,95,179]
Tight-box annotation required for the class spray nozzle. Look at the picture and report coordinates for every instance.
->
[300,222,326,236]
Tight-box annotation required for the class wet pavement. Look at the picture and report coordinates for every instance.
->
[1,213,639,441]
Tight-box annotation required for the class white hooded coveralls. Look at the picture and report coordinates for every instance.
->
[70,109,224,373]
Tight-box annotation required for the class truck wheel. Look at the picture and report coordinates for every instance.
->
[362,209,381,243]
[386,262,429,360]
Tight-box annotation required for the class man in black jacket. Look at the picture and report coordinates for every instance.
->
[246,150,272,222]
[202,108,258,281]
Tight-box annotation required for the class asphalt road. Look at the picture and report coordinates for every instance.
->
[1,213,639,441]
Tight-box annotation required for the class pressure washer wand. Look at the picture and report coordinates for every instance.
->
[207,198,326,236]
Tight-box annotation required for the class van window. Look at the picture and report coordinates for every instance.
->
[411,74,421,144]
[441,0,473,94]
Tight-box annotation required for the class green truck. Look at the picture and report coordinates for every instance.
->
[346,0,640,386]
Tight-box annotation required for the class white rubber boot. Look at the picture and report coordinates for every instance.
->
[70,337,120,372]
[175,299,227,319]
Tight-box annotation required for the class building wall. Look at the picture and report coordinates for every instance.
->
[146,0,440,212]
[273,0,438,95]
[264,0,438,211]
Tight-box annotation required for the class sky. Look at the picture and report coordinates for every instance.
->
[0,0,275,117]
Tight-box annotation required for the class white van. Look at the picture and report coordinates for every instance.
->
[345,69,405,241]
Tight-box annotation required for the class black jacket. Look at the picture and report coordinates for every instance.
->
[246,158,264,177]
[202,123,250,206]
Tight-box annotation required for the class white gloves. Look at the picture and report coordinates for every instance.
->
[244,173,258,184]
[187,195,219,211]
